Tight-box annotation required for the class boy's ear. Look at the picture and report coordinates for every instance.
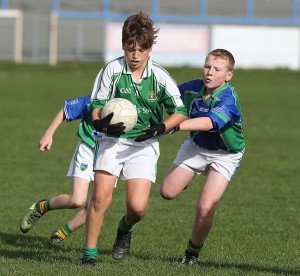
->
[226,71,234,81]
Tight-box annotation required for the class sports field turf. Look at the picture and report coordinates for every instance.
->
[0,63,299,275]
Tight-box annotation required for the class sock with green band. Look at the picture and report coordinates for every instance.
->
[45,199,52,211]
[186,239,204,257]
[36,199,52,215]
[118,216,137,233]
[82,245,98,259]
[55,223,73,239]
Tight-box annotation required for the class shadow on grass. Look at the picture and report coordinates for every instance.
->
[0,231,72,262]
[0,231,113,264]
[2,231,298,275]
[162,256,300,275]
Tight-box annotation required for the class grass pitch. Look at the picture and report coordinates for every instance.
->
[0,63,299,276]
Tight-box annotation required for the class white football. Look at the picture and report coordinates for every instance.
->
[101,98,138,133]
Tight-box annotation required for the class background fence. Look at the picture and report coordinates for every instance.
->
[0,0,299,68]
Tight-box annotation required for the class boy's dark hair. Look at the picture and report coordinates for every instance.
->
[122,11,159,49]
[209,49,235,71]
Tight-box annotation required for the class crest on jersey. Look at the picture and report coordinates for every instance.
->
[80,163,88,171]
[148,91,156,101]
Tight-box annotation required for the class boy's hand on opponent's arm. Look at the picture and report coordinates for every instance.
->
[135,118,166,142]
[163,125,180,135]
[93,112,126,136]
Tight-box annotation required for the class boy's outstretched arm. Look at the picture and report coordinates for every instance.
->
[165,117,213,135]
[179,117,213,132]
[39,108,66,152]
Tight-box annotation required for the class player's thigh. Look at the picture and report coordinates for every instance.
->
[92,171,117,203]
[71,177,90,203]
[198,167,228,208]
[125,178,152,212]
[161,164,195,198]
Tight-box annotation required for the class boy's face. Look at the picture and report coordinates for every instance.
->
[203,54,233,93]
[123,42,152,72]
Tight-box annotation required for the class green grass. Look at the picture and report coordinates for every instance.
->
[0,63,299,276]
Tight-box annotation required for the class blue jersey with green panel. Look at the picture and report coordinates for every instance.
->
[64,95,100,148]
[178,79,245,153]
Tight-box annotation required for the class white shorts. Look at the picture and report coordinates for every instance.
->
[94,137,160,183]
[67,140,94,182]
[173,136,245,181]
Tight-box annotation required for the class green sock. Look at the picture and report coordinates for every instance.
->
[118,216,137,233]
[82,245,98,259]
[55,223,72,239]
[186,239,204,257]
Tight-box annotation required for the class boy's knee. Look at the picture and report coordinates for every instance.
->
[160,186,176,200]
[196,202,217,219]
[70,197,86,208]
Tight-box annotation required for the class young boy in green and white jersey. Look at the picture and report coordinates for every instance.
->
[161,49,245,265]
[80,11,187,266]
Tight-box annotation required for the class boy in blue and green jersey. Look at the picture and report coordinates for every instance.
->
[20,95,104,248]
[179,76,244,153]
[161,49,245,265]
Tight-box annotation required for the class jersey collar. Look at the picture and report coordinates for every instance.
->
[211,82,230,100]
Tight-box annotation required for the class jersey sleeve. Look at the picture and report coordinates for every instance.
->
[178,79,204,117]
[178,79,203,101]
[156,70,187,116]
[64,95,91,122]
[90,61,118,110]
[162,87,187,116]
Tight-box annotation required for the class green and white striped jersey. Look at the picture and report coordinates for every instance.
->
[90,56,187,138]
